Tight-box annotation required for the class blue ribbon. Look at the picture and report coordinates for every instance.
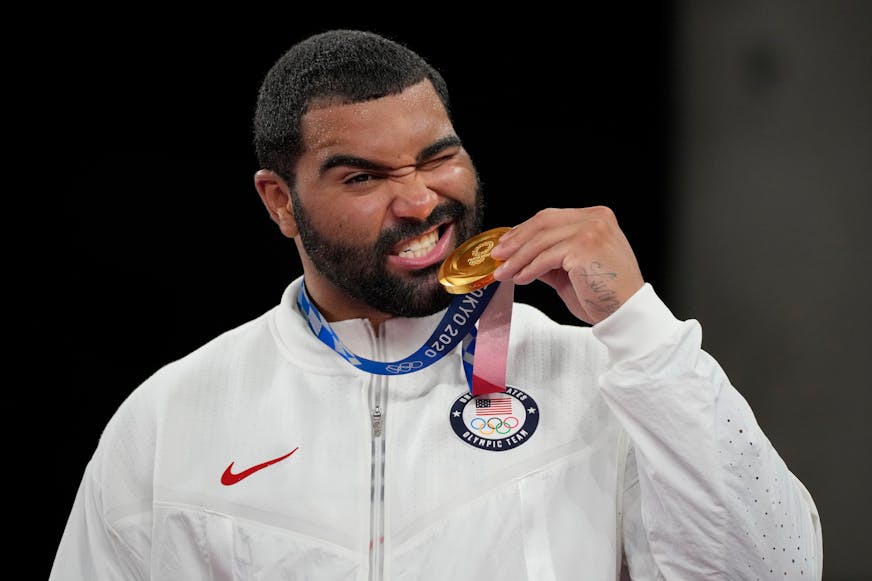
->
[296,279,499,390]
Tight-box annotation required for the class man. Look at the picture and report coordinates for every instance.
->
[50,29,823,580]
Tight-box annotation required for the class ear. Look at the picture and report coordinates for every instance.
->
[254,169,298,238]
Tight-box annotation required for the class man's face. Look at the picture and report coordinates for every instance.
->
[290,80,484,318]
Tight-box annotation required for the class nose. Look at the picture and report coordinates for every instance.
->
[389,171,438,221]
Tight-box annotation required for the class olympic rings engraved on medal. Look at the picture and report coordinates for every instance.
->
[385,360,424,374]
[469,416,519,434]
[466,240,495,266]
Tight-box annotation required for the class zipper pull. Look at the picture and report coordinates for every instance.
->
[371,406,383,437]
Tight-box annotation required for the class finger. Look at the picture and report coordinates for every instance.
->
[501,237,578,285]
[493,222,577,282]
[491,208,580,259]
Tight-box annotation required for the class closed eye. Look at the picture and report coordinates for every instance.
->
[418,152,457,172]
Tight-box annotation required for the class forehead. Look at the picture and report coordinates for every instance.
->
[300,80,454,163]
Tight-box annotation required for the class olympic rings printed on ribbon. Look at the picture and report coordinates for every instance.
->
[385,360,424,373]
[469,416,520,435]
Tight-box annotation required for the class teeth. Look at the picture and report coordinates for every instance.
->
[398,230,438,258]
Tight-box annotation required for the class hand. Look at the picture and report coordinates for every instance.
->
[490,206,645,325]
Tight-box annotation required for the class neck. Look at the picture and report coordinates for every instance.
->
[301,277,393,333]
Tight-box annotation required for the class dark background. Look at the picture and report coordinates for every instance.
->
[38,4,869,580]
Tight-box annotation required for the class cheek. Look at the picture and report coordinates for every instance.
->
[430,163,477,200]
[315,195,387,239]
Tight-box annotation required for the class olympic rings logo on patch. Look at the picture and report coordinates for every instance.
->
[386,360,424,373]
[469,416,519,435]
[449,386,539,452]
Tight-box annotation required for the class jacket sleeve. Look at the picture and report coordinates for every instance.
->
[49,390,155,581]
[49,458,148,581]
[593,283,823,580]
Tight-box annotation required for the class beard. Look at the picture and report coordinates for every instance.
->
[292,183,485,318]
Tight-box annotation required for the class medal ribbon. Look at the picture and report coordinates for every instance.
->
[469,280,514,394]
[297,279,503,393]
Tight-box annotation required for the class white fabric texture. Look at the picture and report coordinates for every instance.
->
[50,278,822,580]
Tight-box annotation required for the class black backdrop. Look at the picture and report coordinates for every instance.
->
[46,11,673,576]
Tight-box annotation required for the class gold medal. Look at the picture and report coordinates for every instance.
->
[438,227,512,294]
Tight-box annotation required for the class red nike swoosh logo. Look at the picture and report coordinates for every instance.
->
[221,447,299,485]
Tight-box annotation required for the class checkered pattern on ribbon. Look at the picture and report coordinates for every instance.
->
[295,278,497,382]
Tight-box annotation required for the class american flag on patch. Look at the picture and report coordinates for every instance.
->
[475,397,513,416]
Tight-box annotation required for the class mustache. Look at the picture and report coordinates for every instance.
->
[374,201,467,252]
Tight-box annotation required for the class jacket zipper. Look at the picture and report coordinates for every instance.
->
[369,364,387,579]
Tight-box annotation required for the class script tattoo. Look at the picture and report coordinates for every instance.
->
[579,261,621,315]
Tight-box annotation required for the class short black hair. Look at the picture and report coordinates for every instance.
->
[253,29,451,185]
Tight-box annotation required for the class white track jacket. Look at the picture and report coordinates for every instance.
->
[50,278,822,580]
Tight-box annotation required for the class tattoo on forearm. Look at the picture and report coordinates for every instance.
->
[579,261,621,314]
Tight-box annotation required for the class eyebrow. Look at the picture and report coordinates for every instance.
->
[318,135,463,176]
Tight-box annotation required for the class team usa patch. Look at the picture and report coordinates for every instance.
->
[450,386,539,452]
